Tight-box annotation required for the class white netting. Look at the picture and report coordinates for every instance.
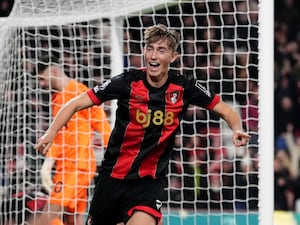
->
[0,0,259,224]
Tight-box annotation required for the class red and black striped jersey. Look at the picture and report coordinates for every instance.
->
[87,69,220,180]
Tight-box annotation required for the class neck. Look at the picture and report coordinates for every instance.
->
[146,72,168,88]
[55,76,71,91]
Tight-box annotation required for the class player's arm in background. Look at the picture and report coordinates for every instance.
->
[90,105,112,148]
[35,92,94,154]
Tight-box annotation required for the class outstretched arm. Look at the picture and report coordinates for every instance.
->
[212,101,250,147]
[35,92,94,154]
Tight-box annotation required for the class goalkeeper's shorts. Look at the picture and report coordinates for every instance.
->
[49,170,94,213]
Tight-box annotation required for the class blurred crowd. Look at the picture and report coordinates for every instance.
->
[0,0,13,17]
[274,0,300,212]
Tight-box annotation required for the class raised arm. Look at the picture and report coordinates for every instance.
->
[211,100,250,147]
[35,92,94,154]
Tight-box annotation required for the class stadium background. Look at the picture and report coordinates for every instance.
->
[0,0,300,224]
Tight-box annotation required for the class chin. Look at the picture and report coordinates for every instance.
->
[148,68,160,76]
[149,73,161,80]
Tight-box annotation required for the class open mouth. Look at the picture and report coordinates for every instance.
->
[149,62,160,69]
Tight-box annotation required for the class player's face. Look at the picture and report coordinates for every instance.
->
[37,68,52,90]
[144,39,178,84]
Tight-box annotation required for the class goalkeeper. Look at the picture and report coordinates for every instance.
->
[33,54,112,225]
[34,24,250,225]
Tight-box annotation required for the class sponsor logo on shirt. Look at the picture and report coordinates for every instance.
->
[135,109,175,128]
[94,79,111,93]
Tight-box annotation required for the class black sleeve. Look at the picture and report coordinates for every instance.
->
[90,73,129,103]
[185,78,218,108]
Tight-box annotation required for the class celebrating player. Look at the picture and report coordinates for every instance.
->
[31,54,112,225]
[34,24,250,225]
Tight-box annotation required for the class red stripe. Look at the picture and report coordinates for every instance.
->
[127,205,162,220]
[138,141,166,178]
[139,84,183,178]
[206,94,220,110]
[87,89,101,105]
[111,80,148,179]
[111,124,144,179]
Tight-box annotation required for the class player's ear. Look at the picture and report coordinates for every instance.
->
[51,66,60,77]
[170,51,178,63]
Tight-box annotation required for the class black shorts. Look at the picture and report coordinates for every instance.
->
[86,171,166,225]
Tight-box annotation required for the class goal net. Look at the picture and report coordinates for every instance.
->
[0,0,261,224]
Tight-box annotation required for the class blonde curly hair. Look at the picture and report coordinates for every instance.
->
[144,24,180,52]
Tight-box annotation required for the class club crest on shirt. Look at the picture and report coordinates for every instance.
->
[54,181,63,193]
[167,91,180,104]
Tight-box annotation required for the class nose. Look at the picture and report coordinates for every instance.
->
[150,49,158,59]
[38,80,47,89]
[38,80,44,87]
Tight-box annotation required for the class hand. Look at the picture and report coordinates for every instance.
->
[232,130,251,147]
[34,131,55,155]
[40,158,55,193]
[41,171,53,194]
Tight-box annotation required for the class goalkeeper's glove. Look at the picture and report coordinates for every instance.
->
[40,158,55,194]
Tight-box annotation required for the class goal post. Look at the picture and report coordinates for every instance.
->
[0,0,271,225]
[258,0,274,225]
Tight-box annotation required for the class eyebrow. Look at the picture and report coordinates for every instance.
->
[157,46,168,50]
[145,43,169,51]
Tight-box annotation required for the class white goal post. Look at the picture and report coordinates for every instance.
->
[258,1,274,225]
[0,0,273,225]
